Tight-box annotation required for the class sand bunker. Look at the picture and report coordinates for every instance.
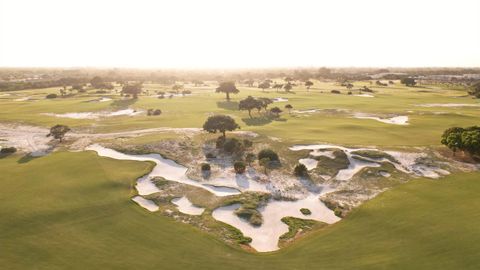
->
[132,196,159,212]
[0,124,52,156]
[354,94,374,98]
[44,109,142,119]
[171,196,205,215]
[212,192,340,252]
[272,97,288,102]
[291,144,450,180]
[353,113,409,125]
[86,144,240,196]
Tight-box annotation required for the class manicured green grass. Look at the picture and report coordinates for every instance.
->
[1,81,479,146]
[1,152,479,269]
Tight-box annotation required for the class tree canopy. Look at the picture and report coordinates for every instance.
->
[216,81,239,101]
[258,81,271,91]
[122,82,143,98]
[400,77,417,87]
[305,80,313,90]
[203,115,240,137]
[468,81,480,98]
[239,96,262,118]
[47,124,71,142]
[441,126,480,158]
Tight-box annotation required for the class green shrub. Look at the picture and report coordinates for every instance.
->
[258,149,279,162]
[46,93,58,99]
[201,163,211,171]
[294,164,308,177]
[300,208,311,215]
[0,147,17,154]
[234,161,246,174]
[223,138,243,153]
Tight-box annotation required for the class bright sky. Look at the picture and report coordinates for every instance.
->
[0,0,479,68]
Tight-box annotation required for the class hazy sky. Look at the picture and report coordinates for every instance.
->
[1,0,479,68]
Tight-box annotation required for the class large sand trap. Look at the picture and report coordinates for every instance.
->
[212,192,340,252]
[272,97,288,102]
[44,109,142,119]
[132,196,159,212]
[0,124,52,156]
[353,113,409,125]
[291,144,450,180]
[171,196,205,215]
[86,144,240,196]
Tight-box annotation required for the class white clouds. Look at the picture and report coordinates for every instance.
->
[0,0,479,68]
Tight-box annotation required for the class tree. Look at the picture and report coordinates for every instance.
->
[284,77,294,83]
[346,83,354,90]
[90,76,104,89]
[172,84,183,93]
[461,128,480,156]
[270,107,282,117]
[401,77,417,87]
[285,104,293,114]
[272,83,283,92]
[468,81,480,98]
[284,83,293,92]
[304,80,313,90]
[203,115,240,138]
[258,81,271,92]
[245,79,255,87]
[441,126,480,158]
[216,81,239,101]
[239,96,262,118]
[47,124,71,142]
[258,97,273,112]
[122,82,143,99]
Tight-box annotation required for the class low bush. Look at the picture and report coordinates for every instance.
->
[0,147,17,154]
[46,93,58,99]
[258,149,279,162]
[300,208,312,215]
[234,161,246,174]
[294,164,308,177]
[201,163,211,171]
[331,90,341,94]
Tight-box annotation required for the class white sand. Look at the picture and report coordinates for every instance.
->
[212,193,340,252]
[353,113,409,125]
[171,196,205,215]
[299,158,318,170]
[86,144,241,196]
[272,97,288,102]
[44,109,142,119]
[354,94,374,98]
[132,196,159,212]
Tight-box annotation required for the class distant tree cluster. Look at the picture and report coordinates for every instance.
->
[441,126,480,159]
[400,78,417,87]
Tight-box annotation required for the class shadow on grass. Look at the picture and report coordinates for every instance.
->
[242,117,272,126]
[111,98,137,108]
[17,154,40,164]
[242,116,287,126]
[216,101,239,111]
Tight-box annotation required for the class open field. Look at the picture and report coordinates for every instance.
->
[1,151,479,269]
